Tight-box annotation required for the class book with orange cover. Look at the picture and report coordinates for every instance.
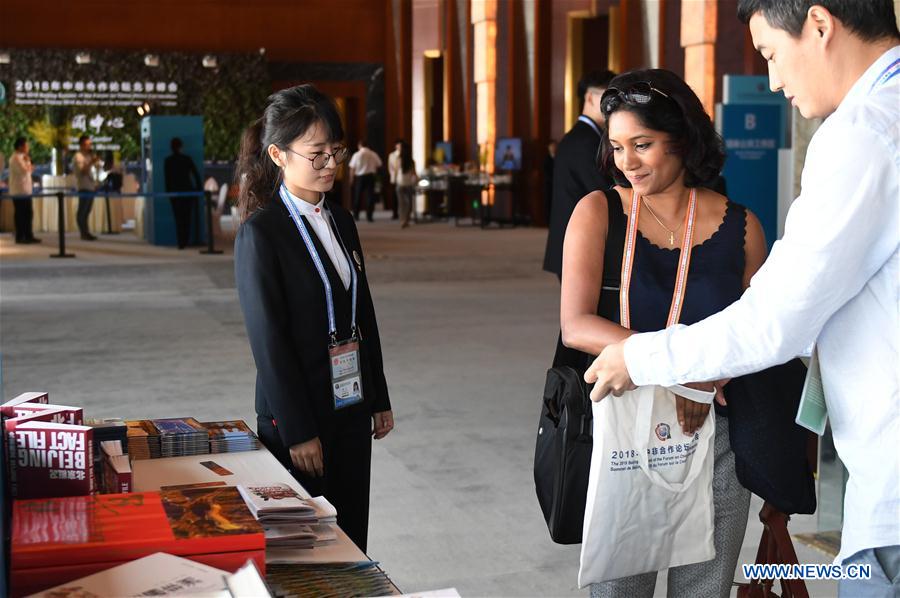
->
[11,488,265,594]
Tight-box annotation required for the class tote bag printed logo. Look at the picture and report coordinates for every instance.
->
[655,423,671,441]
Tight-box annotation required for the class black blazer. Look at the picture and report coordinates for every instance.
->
[543,119,612,278]
[235,196,391,449]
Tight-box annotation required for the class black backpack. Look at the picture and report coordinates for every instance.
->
[534,366,593,544]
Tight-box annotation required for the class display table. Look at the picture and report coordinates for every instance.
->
[131,446,401,595]
[132,448,369,564]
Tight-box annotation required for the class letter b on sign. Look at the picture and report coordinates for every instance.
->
[744,113,757,130]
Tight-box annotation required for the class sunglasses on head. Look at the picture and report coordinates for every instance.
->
[601,82,670,112]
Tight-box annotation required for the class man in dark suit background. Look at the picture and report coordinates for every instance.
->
[543,70,616,279]
[543,70,616,371]
[164,137,201,249]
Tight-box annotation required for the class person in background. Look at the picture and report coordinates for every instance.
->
[543,139,557,226]
[543,69,617,374]
[348,140,382,223]
[164,138,202,249]
[101,150,123,194]
[395,141,418,229]
[72,134,101,240]
[9,137,39,244]
[543,69,617,280]
[387,139,401,220]
[585,3,899,596]
[234,84,394,553]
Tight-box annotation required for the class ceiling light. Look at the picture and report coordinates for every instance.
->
[144,54,159,67]
[75,52,92,65]
[202,55,217,69]
[0,53,10,65]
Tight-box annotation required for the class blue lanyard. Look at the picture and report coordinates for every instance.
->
[279,185,358,342]
[868,57,900,95]
[578,115,602,137]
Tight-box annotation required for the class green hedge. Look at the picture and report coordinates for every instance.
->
[0,49,269,163]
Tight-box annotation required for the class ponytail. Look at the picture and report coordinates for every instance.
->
[236,118,281,222]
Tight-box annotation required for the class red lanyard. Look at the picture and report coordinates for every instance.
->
[619,188,698,329]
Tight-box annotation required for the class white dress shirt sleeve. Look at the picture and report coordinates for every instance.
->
[623,120,900,386]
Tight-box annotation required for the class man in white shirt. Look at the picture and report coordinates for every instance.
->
[8,137,40,244]
[348,140,382,222]
[584,2,899,595]
[72,134,101,240]
[387,139,402,220]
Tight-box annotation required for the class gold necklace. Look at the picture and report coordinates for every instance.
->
[641,196,684,245]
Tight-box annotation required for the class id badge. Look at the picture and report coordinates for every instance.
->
[329,338,363,410]
[795,348,828,435]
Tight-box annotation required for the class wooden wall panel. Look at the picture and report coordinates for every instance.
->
[1,0,387,64]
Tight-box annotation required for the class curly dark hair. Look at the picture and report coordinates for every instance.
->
[599,69,725,189]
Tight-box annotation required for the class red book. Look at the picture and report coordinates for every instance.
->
[1,403,83,425]
[0,392,49,419]
[11,488,265,594]
[6,419,94,499]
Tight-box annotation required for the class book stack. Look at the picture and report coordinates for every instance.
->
[238,483,338,550]
[266,562,396,598]
[151,418,210,458]
[202,420,262,453]
[85,418,128,489]
[100,440,132,494]
[126,420,161,460]
[2,393,94,500]
[11,487,266,596]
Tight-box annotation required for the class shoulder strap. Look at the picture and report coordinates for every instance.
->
[601,187,625,289]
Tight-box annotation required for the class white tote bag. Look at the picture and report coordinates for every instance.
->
[578,383,716,586]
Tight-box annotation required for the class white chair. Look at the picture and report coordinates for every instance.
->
[215,183,237,235]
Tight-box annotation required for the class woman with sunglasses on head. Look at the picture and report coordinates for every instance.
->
[234,84,394,553]
[561,69,767,597]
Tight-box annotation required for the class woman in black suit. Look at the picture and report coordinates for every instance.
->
[234,84,393,552]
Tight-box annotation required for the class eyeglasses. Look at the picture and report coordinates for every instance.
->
[284,146,349,170]
[601,82,670,112]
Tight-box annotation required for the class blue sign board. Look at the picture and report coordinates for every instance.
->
[140,115,205,247]
[719,103,780,249]
[723,75,790,147]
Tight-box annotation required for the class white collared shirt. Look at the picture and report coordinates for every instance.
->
[8,151,33,195]
[283,189,352,290]
[348,147,383,177]
[624,46,900,563]
[387,149,401,184]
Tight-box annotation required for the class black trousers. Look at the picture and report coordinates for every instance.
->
[352,174,376,221]
[387,182,399,218]
[76,193,95,236]
[257,415,373,553]
[13,198,34,242]
[170,197,195,248]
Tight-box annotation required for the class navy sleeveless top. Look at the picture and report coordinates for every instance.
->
[602,190,747,332]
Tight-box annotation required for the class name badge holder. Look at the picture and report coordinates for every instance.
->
[280,185,364,410]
